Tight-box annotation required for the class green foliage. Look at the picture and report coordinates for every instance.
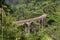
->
[1,0,60,40]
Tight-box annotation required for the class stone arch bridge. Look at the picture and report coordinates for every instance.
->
[14,14,47,33]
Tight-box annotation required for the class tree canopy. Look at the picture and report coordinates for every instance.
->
[1,0,60,40]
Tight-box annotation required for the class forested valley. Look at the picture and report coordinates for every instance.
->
[0,0,60,40]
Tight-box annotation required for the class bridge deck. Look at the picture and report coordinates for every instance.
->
[14,14,47,24]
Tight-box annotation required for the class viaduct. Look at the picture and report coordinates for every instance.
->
[14,14,47,33]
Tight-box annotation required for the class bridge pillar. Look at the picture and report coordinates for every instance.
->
[41,18,44,27]
[25,22,31,33]
[39,18,45,28]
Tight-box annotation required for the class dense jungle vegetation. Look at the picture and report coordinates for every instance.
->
[0,0,60,40]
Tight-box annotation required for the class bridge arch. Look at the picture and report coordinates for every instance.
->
[14,14,47,33]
